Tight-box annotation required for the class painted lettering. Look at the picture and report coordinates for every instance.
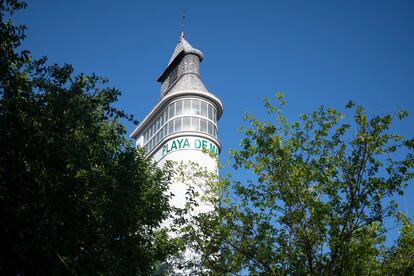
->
[195,139,201,148]
[162,137,219,156]
[183,138,190,148]
[209,143,216,154]
[177,138,184,149]
[171,140,177,151]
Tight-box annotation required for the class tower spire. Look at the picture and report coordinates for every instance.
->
[181,10,186,39]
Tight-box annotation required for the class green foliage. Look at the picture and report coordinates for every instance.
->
[182,94,414,275]
[383,215,414,274]
[0,1,177,274]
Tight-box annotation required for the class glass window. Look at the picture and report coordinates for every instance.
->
[192,99,200,115]
[168,120,173,134]
[201,101,207,117]
[191,117,200,131]
[183,99,191,114]
[208,105,213,120]
[163,109,167,124]
[200,119,207,133]
[176,100,182,116]
[175,118,182,132]
[208,121,213,135]
[162,125,166,137]
[169,103,174,119]
[183,117,191,130]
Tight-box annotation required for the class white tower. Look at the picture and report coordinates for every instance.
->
[130,32,223,211]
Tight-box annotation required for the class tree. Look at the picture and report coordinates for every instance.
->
[182,94,414,274]
[383,214,414,274]
[0,1,177,274]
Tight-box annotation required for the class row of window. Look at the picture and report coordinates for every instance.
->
[144,116,218,153]
[143,98,218,144]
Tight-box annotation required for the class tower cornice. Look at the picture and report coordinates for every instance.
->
[130,89,223,139]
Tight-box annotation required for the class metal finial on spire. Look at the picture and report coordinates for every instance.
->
[181,10,186,39]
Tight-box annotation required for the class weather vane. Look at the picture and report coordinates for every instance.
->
[181,10,187,37]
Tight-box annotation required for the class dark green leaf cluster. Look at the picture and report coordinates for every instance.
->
[0,1,177,274]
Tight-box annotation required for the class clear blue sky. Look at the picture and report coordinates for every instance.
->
[15,0,414,238]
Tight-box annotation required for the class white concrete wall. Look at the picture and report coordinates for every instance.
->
[154,136,218,213]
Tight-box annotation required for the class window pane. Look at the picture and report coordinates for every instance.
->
[175,118,182,132]
[191,117,199,131]
[164,109,167,123]
[208,121,213,135]
[197,117,201,131]
[163,125,167,137]
[176,100,182,116]
[192,99,200,115]
[208,105,213,120]
[168,120,173,134]
[213,109,217,122]
[183,117,191,130]
[169,103,175,119]
[201,101,207,117]
[183,99,191,114]
[200,119,207,133]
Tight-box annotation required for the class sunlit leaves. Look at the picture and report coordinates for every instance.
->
[191,93,414,274]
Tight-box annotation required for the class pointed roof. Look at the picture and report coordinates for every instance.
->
[167,32,203,66]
